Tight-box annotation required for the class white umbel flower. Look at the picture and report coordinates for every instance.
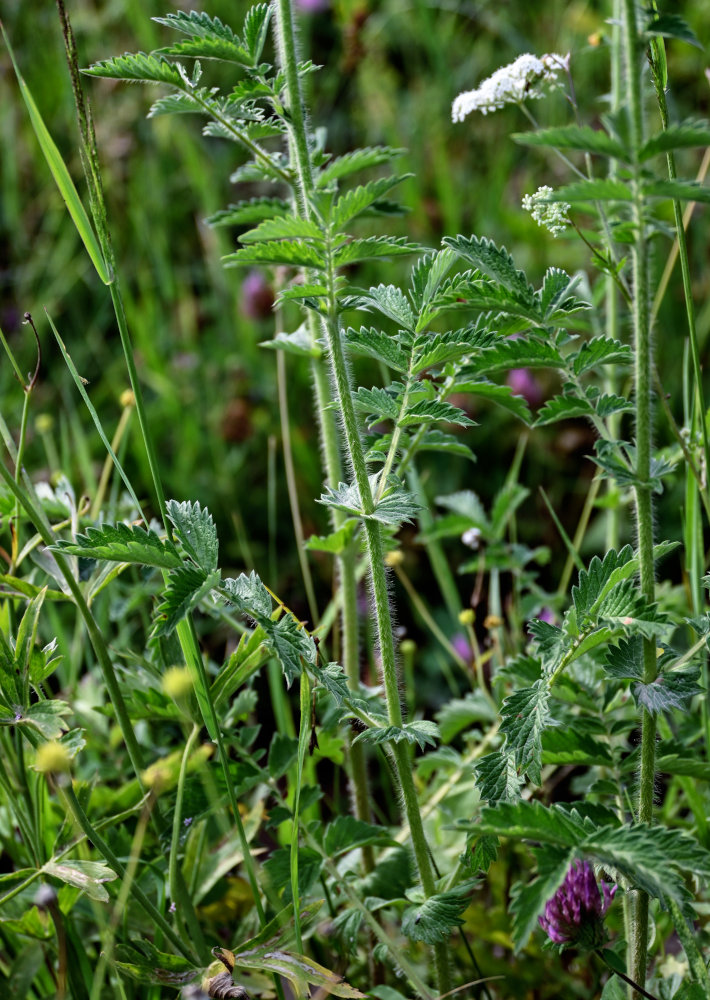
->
[522,186,570,237]
[452,52,568,121]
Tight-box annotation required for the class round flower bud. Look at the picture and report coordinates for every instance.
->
[384,550,404,567]
[120,389,135,408]
[458,609,475,626]
[162,666,194,700]
[35,741,71,775]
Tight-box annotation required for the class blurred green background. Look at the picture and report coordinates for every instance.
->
[2,0,710,616]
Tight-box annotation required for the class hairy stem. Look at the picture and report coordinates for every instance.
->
[623,2,656,994]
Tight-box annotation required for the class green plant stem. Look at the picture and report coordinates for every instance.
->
[170,724,208,960]
[274,0,313,214]
[622,3,656,995]
[60,784,197,963]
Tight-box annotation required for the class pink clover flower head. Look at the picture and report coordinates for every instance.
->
[539,860,617,950]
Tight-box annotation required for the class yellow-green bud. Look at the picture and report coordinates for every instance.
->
[119,389,135,408]
[35,413,54,434]
[162,666,193,700]
[35,741,71,775]
[384,549,404,567]
[400,639,417,655]
[458,609,475,625]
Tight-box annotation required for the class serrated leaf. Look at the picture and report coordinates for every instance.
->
[353,720,439,751]
[345,327,410,374]
[275,285,329,309]
[436,692,497,743]
[353,386,401,424]
[264,615,317,684]
[475,337,565,372]
[642,180,710,204]
[153,566,220,637]
[639,119,710,161]
[323,817,396,857]
[474,751,522,803]
[510,845,575,951]
[398,399,474,428]
[334,236,423,268]
[633,668,703,715]
[147,91,208,116]
[224,239,326,269]
[542,728,614,766]
[19,701,72,739]
[550,179,632,203]
[52,522,181,569]
[572,336,633,376]
[405,429,476,461]
[468,835,499,875]
[644,13,703,50]
[346,284,416,330]
[330,176,409,230]
[166,500,218,571]
[304,519,358,554]
[527,618,569,664]
[477,800,597,846]
[442,235,534,304]
[572,544,639,622]
[453,379,532,423]
[156,37,251,64]
[409,248,457,325]
[499,680,550,785]
[411,331,473,373]
[239,215,324,243]
[318,474,420,526]
[206,198,291,227]
[513,124,628,160]
[222,571,273,618]
[316,146,406,187]
[243,3,271,63]
[402,884,473,944]
[533,393,595,426]
[82,52,185,86]
[43,860,117,903]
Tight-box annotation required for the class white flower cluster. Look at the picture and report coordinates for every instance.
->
[451,52,568,122]
[522,186,570,237]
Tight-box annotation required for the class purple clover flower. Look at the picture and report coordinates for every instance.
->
[539,860,616,950]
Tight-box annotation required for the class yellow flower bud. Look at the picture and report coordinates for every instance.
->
[458,609,475,626]
[35,741,71,775]
[119,389,135,408]
[35,413,54,434]
[400,639,417,655]
[384,549,404,567]
[162,666,194,700]
[484,614,503,630]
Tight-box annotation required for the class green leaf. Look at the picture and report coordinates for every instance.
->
[436,692,497,743]
[268,732,298,779]
[644,13,703,50]
[83,51,185,85]
[323,817,396,857]
[474,751,522,803]
[642,180,710,204]
[2,29,111,285]
[468,835,499,875]
[475,337,565,372]
[542,728,614,767]
[263,848,323,904]
[634,668,703,715]
[52,522,181,569]
[333,236,423,268]
[639,119,710,161]
[499,680,550,785]
[571,336,633,376]
[345,284,416,331]
[353,386,401,424]
[263,615,316,685]
[533,392,595,426]
[206,198,291,228]
[153,10,253,64]
[243,3,272,64]
[43,860,117,903]
[166,499,219,572]
[510,845,575,951]
[453,379,531,422]
[412,331,475,373]
[551,179,632,203]
[19,701,72,739]
[353,720,439,751]
[146,90,212,116]
[261,326,322,357]
[156,36,251,63]
[239,215,325,243]
[316,146,406,187]
[409,248,457,323]
[304,519,358,554]
[442,235,534,304]
[345,327,410,374]
[572,545,635,621]
[318,475,420,526]
[330,175,410,230]
[275,285,329,310]
[224,240,326,269]
[477,800,600,846]
[402,883,473,944]
[404,429,475,461]
[112,941,197,986]
[222,570,273,618]
[153,566,221,637]
[398,399,475,428]
[513,124,628,160]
